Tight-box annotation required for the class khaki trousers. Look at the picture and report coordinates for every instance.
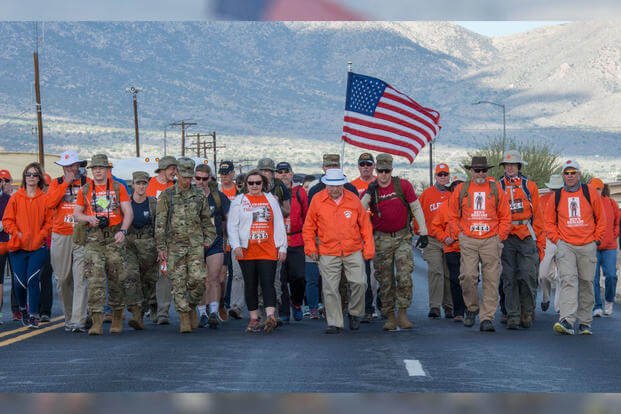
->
[50,233,74,324]
[230,254,247,313]
[319,251,366,328]
[422,236,452,310]
[538,238,559,310]
[459,234,502,321]
[556,240,596,326]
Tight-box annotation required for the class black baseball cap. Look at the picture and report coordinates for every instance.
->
[276,161,292,171]
[218,160,235,174]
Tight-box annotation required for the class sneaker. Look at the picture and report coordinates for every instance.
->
[292,305,303,321]
[64,324,73,332]
[28,316,40,329]
[604,301,614,316]
[198,314,209,328]
[479,320,495,332]
[443,307,454,319]
[218,305,229,322]
[593,308,603,317]
[453,315,464,323]
[12,310,21,322]
[309,309,320,320]
[348,315,360,331]
[427,307,441,319]
[463,310,477,328]
[302,306,311,318]
[578,324,592,335]
[263,315,278,333]
[325,325,343,334]
[20,310,30,327]
[246,318,261,333]
[72,326,86,333]
[156,316,170,325]
[208,312,219,329]
[360,313,373,324]
[541,301,550,312]
[553,319,575,335]
[40,314,50,323]
[506,318,519,330]
[228,307,243,320]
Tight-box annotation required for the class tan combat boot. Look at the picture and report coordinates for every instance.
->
[398,308,414,329]
[88,313,103,336]
[189,305,199,330]
[109,309,124,334]
[128,305,145,330]
[179,312,192,333]
[383,311,398,331]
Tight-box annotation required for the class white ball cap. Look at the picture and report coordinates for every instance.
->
[55,150,87,167]
[562,159,581,171]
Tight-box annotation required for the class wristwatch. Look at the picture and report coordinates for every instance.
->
[119,229,128,236]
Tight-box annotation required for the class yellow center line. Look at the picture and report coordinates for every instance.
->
[0,320,66,348]
[0,316,65,339]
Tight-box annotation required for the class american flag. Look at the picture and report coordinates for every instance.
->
[342,72,441,163]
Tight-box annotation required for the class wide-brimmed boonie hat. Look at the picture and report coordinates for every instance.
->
[321,169,348,186]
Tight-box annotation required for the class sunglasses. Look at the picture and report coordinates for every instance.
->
[437,172,449,177]
[472,168,488,173]
[359,161,374,167]
[276,169,290,174]
[247,180,263,186]
[376,169,392,174]
[194,176,210,181]
[1,179,10,183]
[563,171,577,176]
[25,173,40,178]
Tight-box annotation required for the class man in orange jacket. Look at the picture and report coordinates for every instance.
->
[497,150,545,330]
[303,168,374,334]
[547,160,606,335]
[448,156,511,332]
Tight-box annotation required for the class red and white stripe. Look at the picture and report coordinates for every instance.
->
[342,85,440,163]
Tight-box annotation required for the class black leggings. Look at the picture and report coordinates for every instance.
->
[239,259,277,311]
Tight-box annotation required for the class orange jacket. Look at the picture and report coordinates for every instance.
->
[419,184,451,229]
[46,176,93,235]
[448,180,512,240]
[544,185,606,246]
[303,189,374,259]
[599,196,620,250]
[429,200,460,253]
[2,188,52,251]
[498,175,545,252]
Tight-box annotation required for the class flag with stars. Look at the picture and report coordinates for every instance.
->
[342,72,441,163]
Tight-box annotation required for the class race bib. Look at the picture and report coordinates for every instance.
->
[510,198,524,214]
[470,223,490,233]
[250,231,268,241]
[63,214,75,224]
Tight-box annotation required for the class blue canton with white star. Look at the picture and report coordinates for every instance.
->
[345,72,387,116]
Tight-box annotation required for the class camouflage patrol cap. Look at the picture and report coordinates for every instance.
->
[176,157,196,178]
[88,153,111,169]
[257,158,276,171]
[132,171,149,183]
[376,153,393,170]
[322,153,340,168]
[155,156,178,173]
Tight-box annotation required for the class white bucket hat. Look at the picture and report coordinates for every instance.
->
[55,150,87,167]
[545,174,564,189]
[321,169,348,186]
[499,150,528,166]
[451,173,467,184]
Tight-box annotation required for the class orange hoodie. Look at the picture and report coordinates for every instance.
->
[429,200,460,253]
[598,196,620,250]
[2,187,51,251]
[419,184,451,233]
[303,188,374,259]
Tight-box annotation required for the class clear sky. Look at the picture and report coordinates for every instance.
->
[454,21,569,37]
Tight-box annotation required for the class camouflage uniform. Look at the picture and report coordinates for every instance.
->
[154,158,216,314]
[373,229,414,311]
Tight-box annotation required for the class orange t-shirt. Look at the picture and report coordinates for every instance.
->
[350,176,376,198]
[239,194,277,261]
[76,182,130,227]
[221,185,238,201]
[146,177,173,198]
[46,177,93,235]
[419,185,451,233]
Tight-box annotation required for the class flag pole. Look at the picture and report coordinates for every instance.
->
[429,130,439,186]
[341,61,352,169]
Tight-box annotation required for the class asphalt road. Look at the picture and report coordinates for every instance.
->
[1,250,620,392]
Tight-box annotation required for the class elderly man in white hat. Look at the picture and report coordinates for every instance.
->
[538,174,563,314]
[46,150,92,332]
[303,169,374,334]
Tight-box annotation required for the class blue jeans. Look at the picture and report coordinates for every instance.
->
[593,249,618,309]
[9,247,49,316]
[305,261,320,311]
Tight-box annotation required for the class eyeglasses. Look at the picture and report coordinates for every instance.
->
[472,168,488,173]
[359,161,374,167]
[563,171,577,176]
[25,173,40,178]
[0,179,9,183]
[437,172,449,177]
[276,169,290,174]
[194,176,210,181]
[376,169,392,174]
[247,180,263,186]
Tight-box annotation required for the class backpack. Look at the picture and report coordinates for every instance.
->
[207,180,222,212]
[499,174,532,202]
[457,180,499,217]
[367,177,411,220]
[271,178,287,204]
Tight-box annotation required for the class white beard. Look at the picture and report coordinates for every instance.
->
[474,177,486,184]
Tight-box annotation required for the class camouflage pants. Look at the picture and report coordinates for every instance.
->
[167,245,206,313]
[373,229,414,313]
[128,235,158,311]
[83,230,141,313]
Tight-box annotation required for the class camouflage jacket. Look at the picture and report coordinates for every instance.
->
[154,184,216,252]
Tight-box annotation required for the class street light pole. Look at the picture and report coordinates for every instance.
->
[126,86,141,157]
[163,124,168,156]
[473,100,506,154]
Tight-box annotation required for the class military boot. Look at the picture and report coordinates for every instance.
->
[397,308,413,329]
[128,305,145,330]
[109,309,124,334]
[88,313,103,336]
[179,312,192,333]
[383,311,398,331]
[189,306,199,330]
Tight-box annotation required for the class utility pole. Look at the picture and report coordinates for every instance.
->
[186,131,226,167]
[126,86,141,157]
[33,22,44,167]
[170,120,196,157]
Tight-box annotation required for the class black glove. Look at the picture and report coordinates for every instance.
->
[415,235,429,249]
